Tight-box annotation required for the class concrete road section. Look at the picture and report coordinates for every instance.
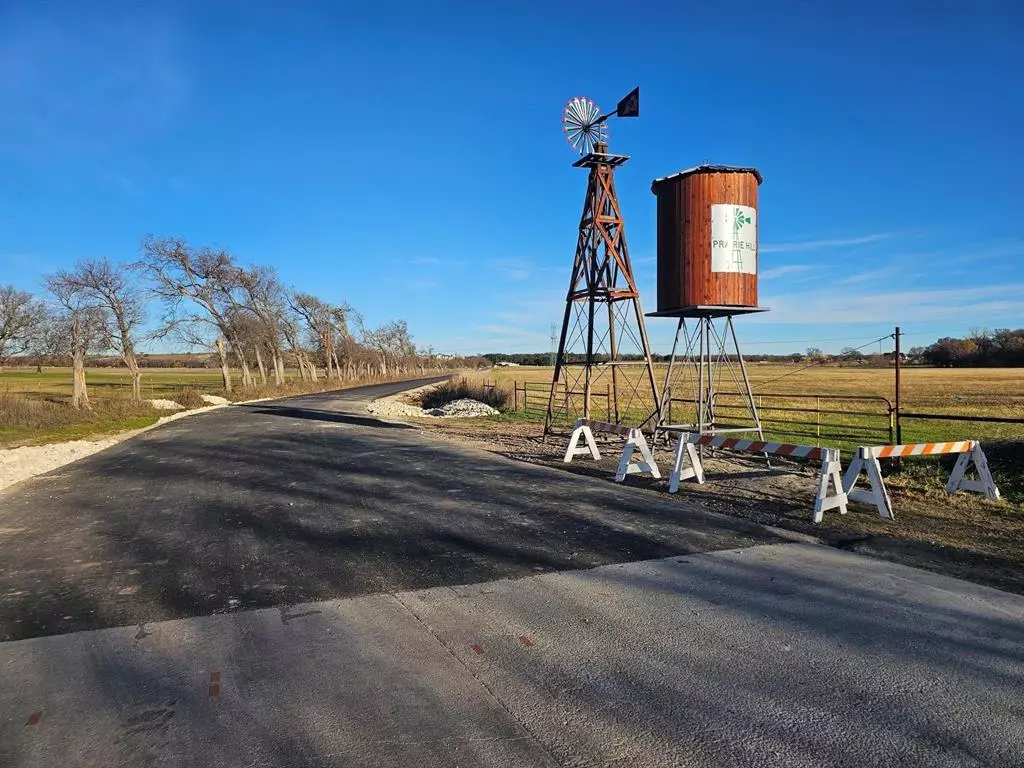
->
[3,543,1023,767]
[0,379,780,642]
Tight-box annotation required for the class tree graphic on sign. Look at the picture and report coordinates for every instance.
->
[731,208,751,271]
[733,208,751,232]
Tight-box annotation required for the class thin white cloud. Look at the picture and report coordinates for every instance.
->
[836,265,903,285]
[760,233,897,254]
[759,283,1024,324]
[760,264,816,280]
[487,258,532,281]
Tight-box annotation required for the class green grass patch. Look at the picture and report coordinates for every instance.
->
[0,392,162,447]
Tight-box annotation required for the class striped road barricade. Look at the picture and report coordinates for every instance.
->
[667,432,847,523]
[844,441,1000,520]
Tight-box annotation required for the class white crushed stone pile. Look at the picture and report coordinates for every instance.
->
[148,399,184,410]
[201,394,230,405]
[367,396,499,420]
[367,399,427,419]
[424,398,499,418]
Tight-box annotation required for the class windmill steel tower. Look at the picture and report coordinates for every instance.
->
[545,90,661,435]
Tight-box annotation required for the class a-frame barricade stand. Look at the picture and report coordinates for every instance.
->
[615,429,661,482]
[946,443,1001,500]
[845,441,1000,520]
[842,451,894,520]
[563,420,601,463]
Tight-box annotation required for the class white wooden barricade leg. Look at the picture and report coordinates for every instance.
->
[615,429,661,482]
[563,420,601,463]
[812,450,848,523]
[842,450,894,520]
[946,443,1000,500]
[668,433,705,493]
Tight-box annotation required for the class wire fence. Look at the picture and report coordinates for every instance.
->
[509,378,1024,450]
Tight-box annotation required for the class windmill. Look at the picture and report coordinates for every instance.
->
[545,87,662,435]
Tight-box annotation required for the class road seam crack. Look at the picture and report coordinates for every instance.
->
[387,591,565,768]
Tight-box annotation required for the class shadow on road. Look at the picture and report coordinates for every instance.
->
[239,404,415,430]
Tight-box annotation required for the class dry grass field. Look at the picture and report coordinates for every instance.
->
[0,366,374,447]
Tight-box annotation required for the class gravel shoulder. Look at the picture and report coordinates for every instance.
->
[0,404,227,491]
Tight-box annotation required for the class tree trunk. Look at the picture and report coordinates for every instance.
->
[330,349,342,380]
[233,347,253,388]
[254,346,268,385]
[71,326,90,410]
[296,353,308,381]
[273,351,285,386]
[324,334,334,379]
[308,359,318,381]
[216,338,233,393]
[127,354,142,402]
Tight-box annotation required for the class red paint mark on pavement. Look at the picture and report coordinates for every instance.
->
[26,711,43,726]
[470,644,483,655]
[519,635,534,647]
[209,670,221,698]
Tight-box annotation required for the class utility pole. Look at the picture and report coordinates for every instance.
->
[894,326,902,444]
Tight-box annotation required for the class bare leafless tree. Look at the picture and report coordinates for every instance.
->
[290,292,335,378]
[49,259,147,400]
[359,319,415,376]
[135,236,253,393]
[0,285,46,367]
[237,266,290,386]
[42,275,109,410]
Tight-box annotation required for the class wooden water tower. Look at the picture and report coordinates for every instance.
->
[649,165,767,437]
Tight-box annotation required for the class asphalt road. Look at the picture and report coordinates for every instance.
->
[0,378,780,642]
[2,379,1023,767]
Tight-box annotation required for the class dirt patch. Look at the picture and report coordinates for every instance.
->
[414,417,1024,595]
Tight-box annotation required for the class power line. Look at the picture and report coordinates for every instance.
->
[757,333,895,388]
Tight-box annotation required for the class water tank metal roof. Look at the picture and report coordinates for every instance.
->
[651,164,764,192]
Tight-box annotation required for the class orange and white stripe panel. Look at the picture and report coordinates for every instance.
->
[863,441,975,459]
[683,433,836,462]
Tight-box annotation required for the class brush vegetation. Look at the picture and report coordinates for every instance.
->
[419,377,509,412]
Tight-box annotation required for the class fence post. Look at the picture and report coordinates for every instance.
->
[816,395,820,446]
[513,381,518,412]
[606,383,611,422]
[894,326,903,445]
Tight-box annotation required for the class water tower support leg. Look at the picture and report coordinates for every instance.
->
[727,315,769,468]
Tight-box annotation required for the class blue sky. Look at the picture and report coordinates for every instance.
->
[1,0,1022,355]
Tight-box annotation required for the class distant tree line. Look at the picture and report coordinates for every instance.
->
[483,351,890,365]
[485,331,1024,369]
[0,237,488,410]
[915,329,1024,367]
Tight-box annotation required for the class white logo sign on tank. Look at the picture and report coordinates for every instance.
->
[710,204,757,274]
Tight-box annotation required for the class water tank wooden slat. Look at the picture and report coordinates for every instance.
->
[652,166,762,311]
